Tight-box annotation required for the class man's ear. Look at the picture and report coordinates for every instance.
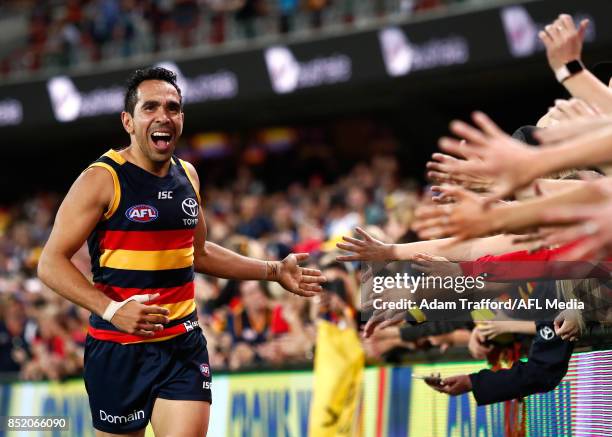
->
[121,111,134,135]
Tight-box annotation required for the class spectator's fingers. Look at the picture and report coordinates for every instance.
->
[578,19,589,40]
[539,30,553,46]
[342,235,367,246]
[472,111,506,138]
[432,152,462,163]
[355,227,375,242]
[545,24,559,39]
[427,170,456,184]
[336,254,362,262]
[336,242,362,253]
[559,14,573,31]
[438,137,473,158]
[418,224,461,241]
[449,120,489,146]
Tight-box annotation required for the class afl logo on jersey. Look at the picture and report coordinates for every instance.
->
[126,205,159,223]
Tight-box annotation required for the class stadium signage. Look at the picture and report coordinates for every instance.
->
[264,45,352,94]
[46,76,123,122]
[378,27,470,77]
[2,0,611,131]
[0,98,23,126]
[154,62,238,104]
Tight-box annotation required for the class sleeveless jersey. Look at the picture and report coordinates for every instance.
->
[86,149,201,344]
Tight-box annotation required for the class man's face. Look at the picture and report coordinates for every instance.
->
[124,80,184,162]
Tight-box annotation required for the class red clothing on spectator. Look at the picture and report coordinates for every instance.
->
[460,241,612,281]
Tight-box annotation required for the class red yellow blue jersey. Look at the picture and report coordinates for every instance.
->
[86,149,201,344]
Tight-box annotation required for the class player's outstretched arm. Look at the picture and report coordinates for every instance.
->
[38,167,169,337]
[183,161,325,297]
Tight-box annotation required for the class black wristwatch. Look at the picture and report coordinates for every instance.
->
[554,60,584,83]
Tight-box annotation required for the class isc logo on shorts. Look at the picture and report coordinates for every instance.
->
[126,205,159,223]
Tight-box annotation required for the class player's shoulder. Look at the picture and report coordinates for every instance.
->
[69,164,115,207]
[177,158,200,186]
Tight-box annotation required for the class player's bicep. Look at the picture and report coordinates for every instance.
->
[193,207,208,263]
[44,168,112,259]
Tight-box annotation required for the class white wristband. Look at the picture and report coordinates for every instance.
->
[102,294,156,322]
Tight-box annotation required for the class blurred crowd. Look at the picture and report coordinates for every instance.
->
[1,0,465,75]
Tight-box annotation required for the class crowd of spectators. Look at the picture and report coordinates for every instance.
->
[0,0,463,76]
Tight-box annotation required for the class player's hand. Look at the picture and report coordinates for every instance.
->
[274,253,326,297]
[110,293,170,337]
[336,227,395,262]
[539,14,589,71]
[428,374,473,396]
[439,111,541,201]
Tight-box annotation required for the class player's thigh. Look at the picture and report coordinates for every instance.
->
[95,430,145,437]
[150,398,210,437]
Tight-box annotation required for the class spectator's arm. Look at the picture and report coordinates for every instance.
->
[539,14,612,113]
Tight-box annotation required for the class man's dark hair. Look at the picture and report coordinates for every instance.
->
[124,67,182,115]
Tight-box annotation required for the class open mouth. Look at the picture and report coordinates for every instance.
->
[150,131,173,151]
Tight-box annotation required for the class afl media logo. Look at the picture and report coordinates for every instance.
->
[126,205,159,223]
[182,198,199,217]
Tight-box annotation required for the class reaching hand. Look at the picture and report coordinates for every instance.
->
[536,115,611,145]
[336,227,395,262]
[468,328,493,360]
[539,98,600,128]
[554,309,581,341]
[427,152,492,192]
[274,253,326,297]
[539,14,589,71]
[410,253,463,278]
[427,374,473,396]
[439,112,541,200]
[477,321,515,341]
[110,293,170,337]
[412,186,495,241]
[540,198,612,260]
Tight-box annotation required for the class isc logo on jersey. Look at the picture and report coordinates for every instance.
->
[126,205,159,223]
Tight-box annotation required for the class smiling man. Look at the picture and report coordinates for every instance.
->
[37,67,325,437]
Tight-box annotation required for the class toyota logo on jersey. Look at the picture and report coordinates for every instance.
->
[126,205,159,223]
[182,198,198,217]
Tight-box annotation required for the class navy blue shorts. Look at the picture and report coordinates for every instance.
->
[84,328,212,434]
